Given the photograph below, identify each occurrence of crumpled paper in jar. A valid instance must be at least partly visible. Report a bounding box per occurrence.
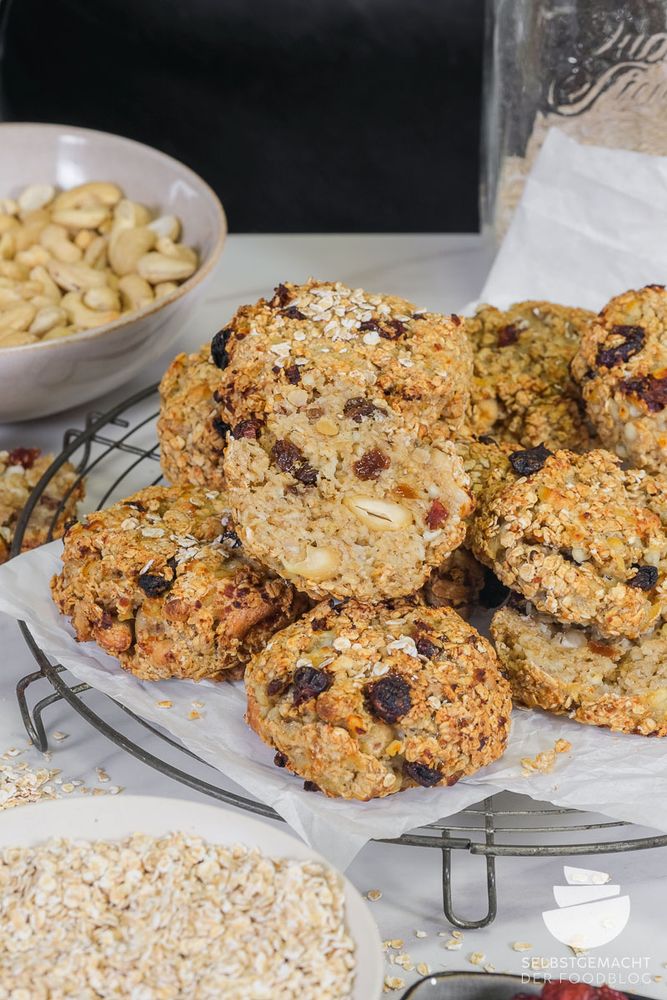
[481,127,667,309]
[2,542,667,870]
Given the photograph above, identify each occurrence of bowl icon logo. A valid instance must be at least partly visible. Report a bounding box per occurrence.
[542,865,630,949]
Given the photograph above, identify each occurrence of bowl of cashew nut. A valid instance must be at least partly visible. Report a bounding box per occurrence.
[0,123,227,421]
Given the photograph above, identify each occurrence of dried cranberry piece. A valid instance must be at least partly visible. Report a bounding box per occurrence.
[211,327,233,369]
[7,447,40,469]
[426,500,448,530]
[541,984,598,1000]
[621,373,667,412]
[451,314,461,326]
[311,616,328,631]
[271,439,318,486]
[596,324,645,368]
[343,397,384,422]
[403,760,443,787]
[358,320,380,333]
[267,677,290,697]
[303,780,320,792]
[221,529,242,549]
[415,635,441,659]
[497,323,519,347]
[379,318,406,340]
[353,448,390,481]
[509,443,552,476]
[272,283,292,307]
[365,673,412,724]
[273,751,288,767]
[283,306,306,320]
[284,364,301,384]
[212,416,230,439]
[477,434,497,445]
[292,666,333,706]
[231,418,262,440]
[627,564,658,590]
[137,572,173,597]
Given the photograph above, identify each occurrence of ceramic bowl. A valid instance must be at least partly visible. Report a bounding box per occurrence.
[0,123,226,421]
[0,795,384,999]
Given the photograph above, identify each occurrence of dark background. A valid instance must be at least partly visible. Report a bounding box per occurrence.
[0,0,484,233]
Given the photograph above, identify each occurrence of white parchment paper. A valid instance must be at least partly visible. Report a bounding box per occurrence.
[2,542,667,870]
[481,128,667,310]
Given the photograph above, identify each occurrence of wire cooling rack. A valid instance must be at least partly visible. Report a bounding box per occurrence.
[12,383,667,929]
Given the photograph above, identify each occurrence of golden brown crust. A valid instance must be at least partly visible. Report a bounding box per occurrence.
[216,280,472,434]
[157,345,226,489]
[572,284,667,473]
[245,601,512,799]
[471,448,667,639]
[465,300,595,451]
[51,485,305,682]
[0,449,83,564]
[492,603,667,736]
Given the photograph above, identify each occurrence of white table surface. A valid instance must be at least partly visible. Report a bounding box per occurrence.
[1,234,666,998]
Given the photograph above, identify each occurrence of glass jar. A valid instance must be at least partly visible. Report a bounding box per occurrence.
[482,0,667,239]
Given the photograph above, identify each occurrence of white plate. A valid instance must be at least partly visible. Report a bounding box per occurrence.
[0,795,383,999]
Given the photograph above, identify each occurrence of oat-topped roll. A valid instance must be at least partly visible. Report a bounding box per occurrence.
[465,300,595,451]
[493,598,667,737]
[572,284,667,473]
[212,279,472,434]
[246,601,511,800]
[223,389,474,601]
[0,447,83,564]
[158,344,228,490]
[51,485,305,682]
[470,446,667,639]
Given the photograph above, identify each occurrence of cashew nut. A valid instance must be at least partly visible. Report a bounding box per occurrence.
[0,261,28,281]
[61,292,119,329]
[148,215,181,240]
[17,184,55,216]
[108,226,156,276]
[29,266,62,303]
[29,305,67,337]
[83,235,108,269]
[42,325,76,340]
[137,251,197,284]
[0,287,22,308]
[155,237,197,266]
[154,281,178,299]
[13,210,50,251]
[282,545,340,581]
[39,224,82,263]
[343,496,413,531]
[0,198,18,216]
[52,181,123,212]
[0,302,36,332]
[112,198,151,234]
[47,259,108,293]
[0,328,38,346]
[51,206,110,231]
[0,233,15,260]
[0,216,18,237]
[118,274,154,311]
[83,286,120,312]
[15,245,51,269]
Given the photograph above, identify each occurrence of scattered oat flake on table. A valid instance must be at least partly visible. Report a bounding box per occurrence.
[187,710,201,720]
[512,942,533,952]
[444,938,463,950]
[417,963,430,976]
[384,976,406,993]
[469,952,485,966]
[95,768,109,783]
[521,739,571,775]
[156,700,173,709]
[366,888,382,901]
[52,731,69,742]
[191,700,205,709]
[415,929,427,938]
